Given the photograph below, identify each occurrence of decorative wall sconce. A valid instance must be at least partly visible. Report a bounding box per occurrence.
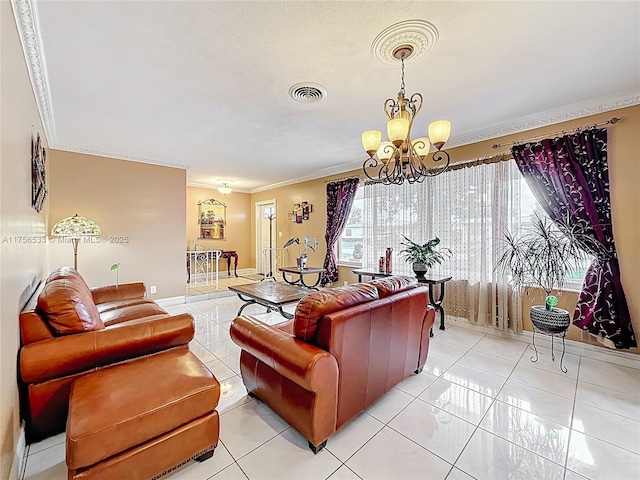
[289,202,312,223]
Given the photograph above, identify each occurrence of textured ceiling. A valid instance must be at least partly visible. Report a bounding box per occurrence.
[20,0,640,191]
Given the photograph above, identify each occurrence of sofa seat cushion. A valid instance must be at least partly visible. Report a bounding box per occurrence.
[37,279,104,335]
[96,298,156,314]
[100,303,167,326]
[294,284,378,342]
[66,349,220,470]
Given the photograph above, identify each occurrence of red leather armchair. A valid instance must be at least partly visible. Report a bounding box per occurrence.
[19,267,195,440]
[230,276,435,452]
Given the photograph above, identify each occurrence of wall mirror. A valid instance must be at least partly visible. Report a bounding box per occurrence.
[198,199,226,239]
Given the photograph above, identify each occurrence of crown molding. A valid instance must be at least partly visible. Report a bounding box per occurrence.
[12,0,57,145]
[187,181,250,193]
[446,90,640,149]
[53,145,190,170]
[249,162,361,194]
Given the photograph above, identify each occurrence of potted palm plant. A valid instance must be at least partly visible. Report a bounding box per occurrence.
[399,235,451,279]
[495,212,589,332]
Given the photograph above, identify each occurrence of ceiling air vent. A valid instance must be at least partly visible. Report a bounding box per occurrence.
[288,82,327,103]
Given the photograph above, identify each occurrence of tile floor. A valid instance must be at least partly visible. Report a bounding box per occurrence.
[186,273,265,296]
[22,297,640,480]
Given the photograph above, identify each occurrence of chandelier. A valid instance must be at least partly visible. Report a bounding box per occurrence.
[217,181,233,195]
[361,45,452,185]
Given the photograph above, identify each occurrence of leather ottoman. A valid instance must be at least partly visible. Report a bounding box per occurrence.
[66,349,220,480]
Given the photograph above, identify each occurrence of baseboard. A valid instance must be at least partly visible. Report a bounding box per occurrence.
[446,316,640,370]
[156,295,186,307]
[8,422,27,480]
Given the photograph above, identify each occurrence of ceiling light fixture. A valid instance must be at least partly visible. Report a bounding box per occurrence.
[362,44,451,185]
[217,182,233,195]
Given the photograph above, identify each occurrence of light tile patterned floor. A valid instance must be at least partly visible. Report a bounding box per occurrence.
[22,297,640,480]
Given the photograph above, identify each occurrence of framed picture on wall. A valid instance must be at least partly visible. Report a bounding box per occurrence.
[198,199,226,239]
[31,133,47,213]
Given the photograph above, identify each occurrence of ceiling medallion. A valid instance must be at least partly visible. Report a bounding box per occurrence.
[371,19,439,66]
[362,23,451,185]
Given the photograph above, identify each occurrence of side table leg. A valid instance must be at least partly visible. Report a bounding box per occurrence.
[428,283,447,331]
[233,253,238,277]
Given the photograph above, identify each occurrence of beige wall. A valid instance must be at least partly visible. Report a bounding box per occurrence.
[186,187,251,272]
[48,151,187,299]
[0,3,50,478]
[251,174,353,275]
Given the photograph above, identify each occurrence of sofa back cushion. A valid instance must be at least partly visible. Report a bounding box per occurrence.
[369,276,417,297]
[293,284,379,342]
[37,271,104,335]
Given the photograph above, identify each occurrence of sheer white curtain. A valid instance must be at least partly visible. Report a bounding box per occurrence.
[363,159,523,332]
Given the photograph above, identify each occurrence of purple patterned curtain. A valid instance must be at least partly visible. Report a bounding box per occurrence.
[320,178,360,286]
[511,128,635,349]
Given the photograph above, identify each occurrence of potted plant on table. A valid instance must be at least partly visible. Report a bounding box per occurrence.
[494,212,589,332]
[399,235,451,279]
[284,235,319,270]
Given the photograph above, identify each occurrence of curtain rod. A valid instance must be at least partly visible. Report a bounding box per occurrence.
[325,174,363,184]
[491,117,619,149]
[362,152,513,186]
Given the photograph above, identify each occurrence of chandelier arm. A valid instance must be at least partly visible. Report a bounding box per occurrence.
[408,92,423,119]
[423,150,451,177]
[383,98,397,121]
[362,157,383,182]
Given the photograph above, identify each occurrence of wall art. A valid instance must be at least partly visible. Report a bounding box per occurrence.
[31,133,47,213]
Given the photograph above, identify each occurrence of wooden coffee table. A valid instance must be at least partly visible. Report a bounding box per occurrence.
[228,282,311,319]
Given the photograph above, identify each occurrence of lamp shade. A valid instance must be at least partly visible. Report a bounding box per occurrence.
[376,142,395,163]
[411,137,431,158]
[361,130,382,155]
[51,214,101,237]
[387,118,410,146]
[217,183,232,195]
[428,120,451,149]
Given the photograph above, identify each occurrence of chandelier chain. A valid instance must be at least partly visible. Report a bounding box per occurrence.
[400,55,406,96]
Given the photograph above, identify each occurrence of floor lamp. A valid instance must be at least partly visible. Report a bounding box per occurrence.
[51,214,102,270]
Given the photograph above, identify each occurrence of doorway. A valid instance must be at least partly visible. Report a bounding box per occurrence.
[255,199,277,276]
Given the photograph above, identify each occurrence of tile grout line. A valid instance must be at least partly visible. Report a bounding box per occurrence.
[562,354,582,479]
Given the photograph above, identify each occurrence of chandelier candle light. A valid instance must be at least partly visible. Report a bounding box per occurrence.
[362,45,452,185]
[51,214,102,270]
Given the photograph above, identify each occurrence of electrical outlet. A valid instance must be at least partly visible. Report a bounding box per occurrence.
[343,281,348,286]
[150,285,157,294]
[278,232,282,238]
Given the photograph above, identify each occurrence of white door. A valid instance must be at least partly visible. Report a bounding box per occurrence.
[255,200,276,275]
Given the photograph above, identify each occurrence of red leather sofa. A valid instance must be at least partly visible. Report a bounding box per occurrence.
[230,276,435,452]
[19,267,195,440]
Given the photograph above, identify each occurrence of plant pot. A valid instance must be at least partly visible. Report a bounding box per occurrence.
[530,305,570,333]
[296,256,308,270]
[412,262,428,279]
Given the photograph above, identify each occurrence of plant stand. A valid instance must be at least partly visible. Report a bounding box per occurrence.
[529,305,571,374]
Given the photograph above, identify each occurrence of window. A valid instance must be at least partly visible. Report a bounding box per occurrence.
[337,185,364,265]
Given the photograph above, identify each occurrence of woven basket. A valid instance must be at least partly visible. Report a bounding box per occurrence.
[530,305,570,333]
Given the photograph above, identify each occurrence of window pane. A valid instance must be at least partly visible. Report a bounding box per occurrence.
[337,186,363,264]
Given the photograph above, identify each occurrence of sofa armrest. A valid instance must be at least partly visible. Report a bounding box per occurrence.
[230,315,338,392]
[20,313,194,384]
[91,283,146,304]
